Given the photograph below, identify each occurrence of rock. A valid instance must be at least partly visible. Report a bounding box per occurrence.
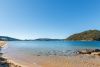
[78,49,94,54]
[0,43,22,67]
[0,57,7,63]
[77,49,100,56]
[0,53,22,67]
[94,49,100,52]
[91,52,100,56]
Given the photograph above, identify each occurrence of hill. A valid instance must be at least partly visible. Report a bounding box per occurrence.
[34,38,63,41]
[0,36,21,41]
[66,30,100,41]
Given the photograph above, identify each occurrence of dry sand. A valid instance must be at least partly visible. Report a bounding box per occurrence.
[4,55,100,67]
[33,55,100,67]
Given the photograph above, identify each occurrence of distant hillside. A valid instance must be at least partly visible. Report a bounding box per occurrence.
[66,30,100,41]
[34,38,63,41]
[0,36,21,41]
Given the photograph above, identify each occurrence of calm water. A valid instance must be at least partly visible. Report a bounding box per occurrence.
[1,41,100,66]
[2,41,100,56]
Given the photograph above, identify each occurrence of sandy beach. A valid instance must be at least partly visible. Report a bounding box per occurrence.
[0,41,23,67]
[32,55,100,67]
[3,54,100,67]
[2,41,100,67]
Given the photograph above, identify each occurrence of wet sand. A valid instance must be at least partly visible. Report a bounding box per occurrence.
[0,41,6,47]
[0,41,22,67]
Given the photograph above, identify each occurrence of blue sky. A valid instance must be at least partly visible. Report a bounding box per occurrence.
[0,0,100,39]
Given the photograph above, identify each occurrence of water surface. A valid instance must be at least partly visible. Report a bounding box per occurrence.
[3,41,100,55]
[2,41,100,67]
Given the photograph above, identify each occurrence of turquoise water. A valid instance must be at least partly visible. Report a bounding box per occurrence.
[2,41,100,56]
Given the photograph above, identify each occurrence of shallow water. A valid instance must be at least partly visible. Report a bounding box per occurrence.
[2,41,100,55]
[2,41,100,67]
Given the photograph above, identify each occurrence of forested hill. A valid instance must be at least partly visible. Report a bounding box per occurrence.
[66,30,100,41]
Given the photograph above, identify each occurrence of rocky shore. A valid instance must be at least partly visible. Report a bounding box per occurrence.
[77,49,100,56]
[0,41,22,67]
[0,57,22,67]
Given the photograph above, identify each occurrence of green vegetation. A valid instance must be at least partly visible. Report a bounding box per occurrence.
[66,30,100,41]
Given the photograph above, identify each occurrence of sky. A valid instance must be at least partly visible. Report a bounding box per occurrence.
[0,0,100,39]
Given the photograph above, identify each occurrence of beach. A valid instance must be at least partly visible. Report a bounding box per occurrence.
[3,49,100,67]
[0,41,23,67]
[2,41,100,67]
[37,55,100,67]
[4,54,100,67]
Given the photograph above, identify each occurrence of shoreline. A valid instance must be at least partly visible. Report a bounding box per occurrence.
[0,41,23,67]
[3,49,100,67]
[6,58,26,67]
[1,41,100,67]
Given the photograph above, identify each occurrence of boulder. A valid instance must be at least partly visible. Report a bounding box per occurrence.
[94,49,100,52]
[78,49,94,54]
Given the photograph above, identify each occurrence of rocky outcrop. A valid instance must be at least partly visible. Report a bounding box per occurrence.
[78,49,100,56]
